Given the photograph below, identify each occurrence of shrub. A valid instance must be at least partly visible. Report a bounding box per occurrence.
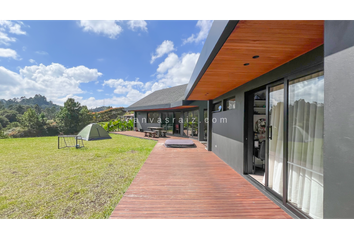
[5,127,35,138]
[9,122,21,128]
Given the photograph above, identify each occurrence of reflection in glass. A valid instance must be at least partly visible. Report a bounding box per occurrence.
[287,71,324,219]
[204,110,207,141]
[167,112,173,134]
[268,84,284,196]
[193,110,198,137]
[188,111,193,137]
[183,112,188,137]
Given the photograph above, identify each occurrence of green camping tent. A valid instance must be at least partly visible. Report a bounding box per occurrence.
[78,123,112,141]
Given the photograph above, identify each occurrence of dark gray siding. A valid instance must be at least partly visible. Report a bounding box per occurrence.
[323,21,354,219]
[210,46,324,176]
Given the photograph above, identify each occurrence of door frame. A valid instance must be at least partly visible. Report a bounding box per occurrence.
[264,79,286,201]
[243,72,321,219]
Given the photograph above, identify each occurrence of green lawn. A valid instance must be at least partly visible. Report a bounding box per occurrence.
[0,134,156,219]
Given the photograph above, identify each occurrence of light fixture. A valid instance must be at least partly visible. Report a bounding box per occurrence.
[244,63,249,66]
[252,55,259,59]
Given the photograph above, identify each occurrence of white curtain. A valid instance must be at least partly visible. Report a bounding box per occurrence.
[287,72,324,219]
[268,99,284,196]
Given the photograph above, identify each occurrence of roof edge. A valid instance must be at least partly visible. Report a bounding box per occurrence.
[125,103,171,112]
[184,20,239,100]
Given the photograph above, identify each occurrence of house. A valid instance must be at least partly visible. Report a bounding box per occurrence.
[183,20,354,219]
[126,20,354,219]
[125,84,207,141]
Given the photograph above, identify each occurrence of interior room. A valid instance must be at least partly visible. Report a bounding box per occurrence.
[249,89,266,185]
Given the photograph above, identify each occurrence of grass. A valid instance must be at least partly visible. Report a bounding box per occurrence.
[0,134,156,219]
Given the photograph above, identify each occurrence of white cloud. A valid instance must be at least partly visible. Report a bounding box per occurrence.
[151,52,200,92]
[103,78,144,94]
[150,40,175,64]
[79,20,123,39]
[156,53,179,73]
[0,48,19,59]
[22,46,26,51]
[182,20,213,45]
[66,87,152,108]
[8,23,26,35]
[127,20,148,32]
[29,59,37,64]
[0,20,26,46]
[0,20,26,35]
[0,31,16,46]
[0,63,102,106]
[97,89,103,92]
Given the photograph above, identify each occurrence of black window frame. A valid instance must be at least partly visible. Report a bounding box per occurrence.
[224,96,236,111]
[213,101,222,112]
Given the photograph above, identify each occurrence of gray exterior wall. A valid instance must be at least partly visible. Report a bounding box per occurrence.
[323,21,354,219]
[210,46,324,176]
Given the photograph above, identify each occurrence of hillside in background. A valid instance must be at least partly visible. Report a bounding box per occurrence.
[89,106,112,113]
[91,107,126,122]
[0,94,61,110]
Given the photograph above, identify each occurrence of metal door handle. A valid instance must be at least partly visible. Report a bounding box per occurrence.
[269,126,272,140]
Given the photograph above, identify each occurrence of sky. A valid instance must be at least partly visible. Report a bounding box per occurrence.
[0,20,213,108]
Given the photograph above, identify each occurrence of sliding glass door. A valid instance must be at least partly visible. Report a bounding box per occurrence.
[183,109,199,138]
[161,112,173,134]
[267,83,284,196]
[287,71,324,219]
[263,71,324,218]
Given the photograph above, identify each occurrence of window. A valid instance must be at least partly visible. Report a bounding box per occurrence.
[287,71,324,219]
[224,97,236,110]
[147,112,160,123]
[213,101,222,112]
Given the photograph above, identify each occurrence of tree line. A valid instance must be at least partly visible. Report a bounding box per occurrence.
[0,98,93,139]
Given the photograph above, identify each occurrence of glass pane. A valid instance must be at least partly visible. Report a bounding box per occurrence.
[213,102,222,112]
[174,112,181,134]
[226,97,236,110]
[268,83,284,196]
[148,112,160,123]
[204,110,207,140]
[188,111,193,137]
[193,110,198,138]
[287,71,324,219]
[183,112,188,136]
[167,112,173,134]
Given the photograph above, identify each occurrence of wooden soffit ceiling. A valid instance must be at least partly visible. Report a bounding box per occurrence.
[188,20,324,100]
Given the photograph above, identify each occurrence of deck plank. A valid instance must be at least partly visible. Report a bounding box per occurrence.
[110,131,291,219]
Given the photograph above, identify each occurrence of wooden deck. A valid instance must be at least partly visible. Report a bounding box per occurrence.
[110,131,291,219]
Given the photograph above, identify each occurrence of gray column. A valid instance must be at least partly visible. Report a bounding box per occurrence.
[324,20,354,219]
[198,107,204,141]
[207,100,213,151]
[180,111,184,137]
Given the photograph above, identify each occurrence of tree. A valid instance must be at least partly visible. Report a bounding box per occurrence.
[21,108,41,131]
[34,104,41,114]
[1,109,19,123]
[79,106,92,129]
[56,98,83,134]
[0,116,10,128]
[14,104,25,114]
